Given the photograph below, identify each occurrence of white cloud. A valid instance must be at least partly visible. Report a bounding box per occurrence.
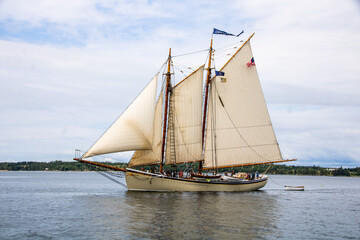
[270,104,360,167]
[0,0,359,167]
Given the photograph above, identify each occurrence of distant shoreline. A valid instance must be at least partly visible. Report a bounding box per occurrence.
[0,170,359,177]
[0,161,359,177]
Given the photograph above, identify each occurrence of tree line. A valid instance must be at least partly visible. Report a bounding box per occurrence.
[0,161,127,172]
[0,161,359,176]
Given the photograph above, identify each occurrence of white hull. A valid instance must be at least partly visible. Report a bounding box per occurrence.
[125,169,268,192]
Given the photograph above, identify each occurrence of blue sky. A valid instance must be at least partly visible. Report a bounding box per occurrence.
[0,0,359,167]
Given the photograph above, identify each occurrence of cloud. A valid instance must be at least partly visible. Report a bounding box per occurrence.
[0,0,359,167]
[270,104,360,167]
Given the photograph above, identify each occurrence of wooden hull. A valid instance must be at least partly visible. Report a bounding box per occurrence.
[125,168,268,192]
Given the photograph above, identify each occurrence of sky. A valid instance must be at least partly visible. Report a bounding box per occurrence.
[0,0,359,167]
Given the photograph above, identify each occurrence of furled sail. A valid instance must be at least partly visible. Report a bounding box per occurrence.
[128,88,164,167]
[82,75,158,159]
[203,40,282,169]
[165,66,204,165]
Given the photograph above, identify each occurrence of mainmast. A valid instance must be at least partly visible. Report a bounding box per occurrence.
[160,48,172,173]
[199,38,214,173]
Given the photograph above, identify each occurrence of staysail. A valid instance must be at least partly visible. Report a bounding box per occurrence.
[128,88,164,167]
[82,75,158,159]
[203,37,283,169]
[165,66,204,165]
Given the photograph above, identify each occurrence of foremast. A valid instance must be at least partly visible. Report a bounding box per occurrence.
[160,48,172,173]
[199,38,214,174]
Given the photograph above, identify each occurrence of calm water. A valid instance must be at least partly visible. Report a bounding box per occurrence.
[0,172,359,240]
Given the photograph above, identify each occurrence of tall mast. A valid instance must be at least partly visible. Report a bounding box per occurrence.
[160,48,172,173]
[199,38,213,173]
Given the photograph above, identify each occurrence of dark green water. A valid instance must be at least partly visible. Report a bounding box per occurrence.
[0,172,359,239]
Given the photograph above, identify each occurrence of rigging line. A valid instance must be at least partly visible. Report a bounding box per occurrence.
[77,149,125,163]
[213,87,270,161]
[213,82,218,171]
[215,40,244,52]
[173,65,188,78]
[209,143,281,151]
[172,48,209,58]
[268,175,284,187]
[214,124,272,130]
[97,172,128,188]
[174,62,201,69]
[214,51,238,58]
[167,92,177,164]
[215,46,241,55]
[173,63,202,76]
[172,40,241,59]
[215,48,239,54]
[263,164,272,175]
[209,83,217,170]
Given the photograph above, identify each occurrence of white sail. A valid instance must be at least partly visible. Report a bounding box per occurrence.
[203,40,282,169]
[128,88,164,167]
[82,75,158,159]
[165,66,204,164]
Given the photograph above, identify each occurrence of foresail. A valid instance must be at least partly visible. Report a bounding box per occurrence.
[82,75,158,159]
[203,39,282,169]
[128,88,164,167]
[165,66,204,164]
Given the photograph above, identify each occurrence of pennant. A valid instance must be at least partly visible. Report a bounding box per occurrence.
[215,70,225,76]
[213,28,244,37]
[246,57,256,67]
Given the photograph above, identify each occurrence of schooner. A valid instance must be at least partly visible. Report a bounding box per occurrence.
[74,29,295,191]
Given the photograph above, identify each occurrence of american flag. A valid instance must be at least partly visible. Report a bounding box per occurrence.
[247,57,256,67]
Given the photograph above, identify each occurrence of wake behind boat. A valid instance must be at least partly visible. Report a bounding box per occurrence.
[74,28,295,191]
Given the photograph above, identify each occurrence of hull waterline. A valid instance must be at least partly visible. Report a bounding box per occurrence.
[125,168,267,192]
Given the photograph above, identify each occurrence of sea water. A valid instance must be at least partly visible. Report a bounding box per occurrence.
[0,171,359,239]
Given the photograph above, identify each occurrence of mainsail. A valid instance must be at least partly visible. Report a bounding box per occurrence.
[165,65,204,165]
[82,75,158,159]
[203,38,283,169]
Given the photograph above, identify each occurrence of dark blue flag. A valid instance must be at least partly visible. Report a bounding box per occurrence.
[213,28,244,37]
[215,70,225,76]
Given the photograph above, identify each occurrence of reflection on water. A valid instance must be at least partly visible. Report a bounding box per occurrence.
[1,172,359,240]
[84,191,280,239]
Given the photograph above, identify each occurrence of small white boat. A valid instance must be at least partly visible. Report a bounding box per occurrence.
[285,186,304,191]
